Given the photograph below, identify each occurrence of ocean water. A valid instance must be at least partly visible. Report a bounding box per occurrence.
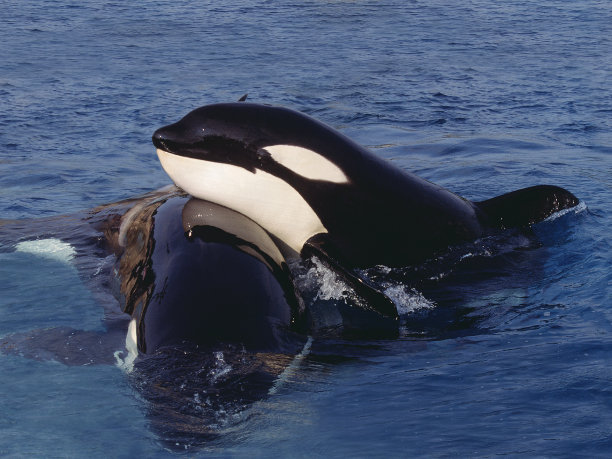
[1,0,611,457]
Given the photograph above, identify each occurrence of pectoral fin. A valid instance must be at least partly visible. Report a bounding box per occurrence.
[302,236,399,320]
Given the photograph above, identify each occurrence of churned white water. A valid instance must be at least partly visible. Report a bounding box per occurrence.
[15,238,76,264]
[544,201,588,222]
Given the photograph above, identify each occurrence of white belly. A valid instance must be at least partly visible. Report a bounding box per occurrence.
[156,149,327,253]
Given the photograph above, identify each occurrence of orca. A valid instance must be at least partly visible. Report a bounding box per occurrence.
[152,102,579,317]
[1,189,313,446]
[111,192,305,356]
[1,188,306,358]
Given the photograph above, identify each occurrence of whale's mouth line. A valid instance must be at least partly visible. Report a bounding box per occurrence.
[155,147,172,157]
[152,135,182,157]
[153,133,265,174]
[152,130,169,152]
[153,139,205,161]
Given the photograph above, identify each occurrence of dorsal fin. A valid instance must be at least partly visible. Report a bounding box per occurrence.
[475,185,579,229]
[238,94,248,102]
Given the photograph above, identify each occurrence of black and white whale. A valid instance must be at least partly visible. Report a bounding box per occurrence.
[1,188,314,446]
[113,191,307,356]
[152,102,580,317]
[1,187,306,359]
[0,101,581,447]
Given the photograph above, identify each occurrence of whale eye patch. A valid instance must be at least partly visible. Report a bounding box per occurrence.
[263,145,349,184]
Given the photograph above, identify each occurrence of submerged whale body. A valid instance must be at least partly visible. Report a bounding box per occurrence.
[1,188,311,447]
[109,192,305,355]
[152,102,579,316]
[1,188,306,356]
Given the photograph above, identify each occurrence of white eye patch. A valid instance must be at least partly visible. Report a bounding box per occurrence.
[264,145,349,184]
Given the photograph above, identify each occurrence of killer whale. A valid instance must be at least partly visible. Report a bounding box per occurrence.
[1,188,306,358]
[1,188,315,445]
[152,102,579,316]
[112,192,306,355]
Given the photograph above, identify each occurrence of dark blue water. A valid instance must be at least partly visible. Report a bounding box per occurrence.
[1,1,611,456]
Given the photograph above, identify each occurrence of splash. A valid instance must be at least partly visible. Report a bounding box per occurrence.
[544,200,587,222]
[293,256,350,302]
[207,351,233,384]
[295,257,437,318]
[383,285,436,315]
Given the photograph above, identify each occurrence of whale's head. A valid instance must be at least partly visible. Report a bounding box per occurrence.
[153,103,274,173]
[152,103,351,253]
[153,102,351,176]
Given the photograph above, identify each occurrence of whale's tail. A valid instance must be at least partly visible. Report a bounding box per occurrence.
[475,185,580,230]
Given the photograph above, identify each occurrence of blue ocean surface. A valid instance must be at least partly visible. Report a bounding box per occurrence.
[1,0,611,456]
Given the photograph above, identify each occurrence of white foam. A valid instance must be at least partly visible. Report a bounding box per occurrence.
[544,200,587,222]
[269,336,314,395]
[311,265,348,302]
[208,351,232,383]
[15,238,76,263]
[384,285,436,315]
[293,256,349,302]
[297,257,437,317]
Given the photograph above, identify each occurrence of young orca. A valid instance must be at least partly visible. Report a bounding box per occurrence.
[152,103,579,316]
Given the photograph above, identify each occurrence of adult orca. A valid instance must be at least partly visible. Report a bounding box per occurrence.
[114,192,307,356]
[1,188,313,447]
[152,102,579,317]
[1,188,306,359]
